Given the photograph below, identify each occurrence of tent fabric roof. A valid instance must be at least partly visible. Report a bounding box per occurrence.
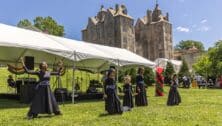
[0,23,155,70]
[87,42,155,66]
[155,58,182,73]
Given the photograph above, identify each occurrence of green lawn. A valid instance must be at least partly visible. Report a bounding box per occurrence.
[0,87,222,126]
[0,67,101,93]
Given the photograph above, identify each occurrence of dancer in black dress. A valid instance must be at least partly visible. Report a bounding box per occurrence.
[104,69,123,114]
[135,67,148,106]
[123,75,134,111]
[167,74,181,106]
[21,59,62,119]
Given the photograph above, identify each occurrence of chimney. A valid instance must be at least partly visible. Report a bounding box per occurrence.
[147,10,152,24]
[115,4,120,13]
[166,12,169,21]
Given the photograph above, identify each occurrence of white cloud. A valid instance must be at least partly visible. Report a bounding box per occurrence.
[176,26,190,33]
[197,26,210,32]
[200,19,207,24]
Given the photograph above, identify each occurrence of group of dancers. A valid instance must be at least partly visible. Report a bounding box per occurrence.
[103,67,181,115]
[20,58,181,119]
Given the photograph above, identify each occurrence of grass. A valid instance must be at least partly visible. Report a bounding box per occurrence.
[0,67,101,93]
[0,87,222,126]
[1,67,222,125]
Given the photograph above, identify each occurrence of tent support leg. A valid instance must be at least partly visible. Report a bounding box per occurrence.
[116,59,120,93]
[72,51,77,104]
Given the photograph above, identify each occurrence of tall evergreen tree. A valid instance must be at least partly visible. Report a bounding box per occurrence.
[178,59,190,80]
[144,67,155,86]
[164,61,175,85]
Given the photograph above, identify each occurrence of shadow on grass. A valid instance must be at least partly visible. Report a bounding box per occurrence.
[0,99,29,110]
[0,98,104,110]
[23,115,56,120]
[99,113,123,117]
[37,115,55,119]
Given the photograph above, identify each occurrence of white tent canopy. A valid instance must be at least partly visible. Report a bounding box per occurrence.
[0,23,74,66]
[155,58,182,73]
[0,23,155,70]
[47,35,155,71]
[87,42,155,67]
[0,23,156,104]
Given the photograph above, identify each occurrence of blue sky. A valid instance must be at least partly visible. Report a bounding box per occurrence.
[0,0,221,49]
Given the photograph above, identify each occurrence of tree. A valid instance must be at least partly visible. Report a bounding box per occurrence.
[129,68,137,84]
[175,40,205,51]
[17,16,64,36]
[208,40,222,77]
[144,67,155,86]
[192,40,222,80]
[164,61,175,85]
[118,67,137,84]
[118,67,154,86]
[17,19,32,28]
[178,59,190,80]
[192,55,212,77]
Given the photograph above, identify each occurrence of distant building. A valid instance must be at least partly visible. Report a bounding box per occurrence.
[135,3,173,61]
[174,45,204,71]
[82,3,173,61]
[82,4,136,52]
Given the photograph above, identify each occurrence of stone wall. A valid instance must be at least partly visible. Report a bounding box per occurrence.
[82,4,136,52]
[82,4,173,61]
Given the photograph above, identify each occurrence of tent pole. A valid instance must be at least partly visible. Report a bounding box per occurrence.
[97,69,100,81]
[117,59,120,82]
[116,59,120,93]
[72,51,77,104]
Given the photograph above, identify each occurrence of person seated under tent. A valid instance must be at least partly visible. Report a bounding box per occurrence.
[207,79,214,88]
[199,79,207,89]
[74,83,80,92]
[7,75,16,88]
[86,83,98,94]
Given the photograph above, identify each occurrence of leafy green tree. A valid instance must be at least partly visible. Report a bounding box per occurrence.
[175,40,205,51]
[192,55,212,77]
[144,67,155,86]
[164,61,175,85]
[33,16,64,36]
[129,68,137,84]
[178,59,190,80]
[17,19,32,28]
[17,16,64,36]
[118,67,154,86]
[208,40,222,77]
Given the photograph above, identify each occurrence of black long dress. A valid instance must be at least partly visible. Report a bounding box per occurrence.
[104,77,123,114]
[167,79,181,106]
[135,75,148,106]
[123,83,134,108]
[24,67,61,116]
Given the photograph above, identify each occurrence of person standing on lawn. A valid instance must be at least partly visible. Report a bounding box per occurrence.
[21,58,62,119]
[104,68,123,114]
[167,74,181,106]
[123,75,134,111]
[135,67,148,106]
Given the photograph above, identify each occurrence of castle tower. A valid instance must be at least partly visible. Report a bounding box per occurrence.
[135,3,173,61]
[82,4,136,52]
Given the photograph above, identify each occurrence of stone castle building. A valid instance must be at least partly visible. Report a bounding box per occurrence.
[135,4,173,61]
[82,5,136,52]
[82,4,173,61]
